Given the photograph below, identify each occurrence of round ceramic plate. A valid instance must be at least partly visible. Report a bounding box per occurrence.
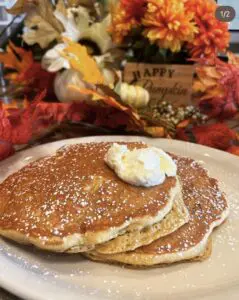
[0,136,239,300]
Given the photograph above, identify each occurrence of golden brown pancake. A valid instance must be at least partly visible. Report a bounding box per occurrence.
[84,238,213,268]
[0,142,178,252]
[94,185,189,254]
[85,156,229,266]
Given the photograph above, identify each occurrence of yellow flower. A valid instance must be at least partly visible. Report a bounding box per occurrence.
[143,0,198,52]
[185,0,230,58]
[109,5,137,44]
[110,0,147,44]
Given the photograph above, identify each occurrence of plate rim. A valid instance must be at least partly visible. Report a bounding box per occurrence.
[0,136,238,169]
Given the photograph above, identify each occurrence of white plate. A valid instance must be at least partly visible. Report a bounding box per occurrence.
[0,136,239,300]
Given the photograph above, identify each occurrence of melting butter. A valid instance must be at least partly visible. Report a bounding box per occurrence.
[105,143,177,187]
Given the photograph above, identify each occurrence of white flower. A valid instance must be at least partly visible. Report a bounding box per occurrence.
[54,6,112,54]
[42,5,114,74]
[41,44,70,73]
[42,14,113,73]
[54,6,90,42]
[80,15,112,54]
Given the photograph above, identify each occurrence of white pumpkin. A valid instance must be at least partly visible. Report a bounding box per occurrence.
[54,69,93,103]
[115,82,150,109]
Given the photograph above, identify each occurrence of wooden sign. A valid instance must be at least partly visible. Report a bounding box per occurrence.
[123,63,194,107]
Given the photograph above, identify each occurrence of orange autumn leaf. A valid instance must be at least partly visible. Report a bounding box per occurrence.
[2,100,20,111]
[177,123,237,150]
[2,98,29,111]
[228,52,239,66]
[193,65,222,93]
[62,39,105,85]
[177,119,190,128]
[227,145,239,156]
[70,85,139,116]
[199,87,225,101]
[0,90,86,147]
[195,54,239,120]
[144,126,165,137]
[0,41,33,73]
[193,63,227,104]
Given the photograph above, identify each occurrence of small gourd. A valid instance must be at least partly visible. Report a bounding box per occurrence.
[116,82,150,109]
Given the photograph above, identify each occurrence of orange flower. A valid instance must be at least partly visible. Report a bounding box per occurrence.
[121,0,147,22]
[185,0,230,58]
[110,0,147,44]
[142,0,197,52]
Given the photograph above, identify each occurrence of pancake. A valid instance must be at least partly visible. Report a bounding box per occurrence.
[84,238,213,268]
[94,185,189,254]
[85,156,229,266]
[0,142,178,253]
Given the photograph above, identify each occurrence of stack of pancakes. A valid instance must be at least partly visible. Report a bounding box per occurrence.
[0,142,229,268]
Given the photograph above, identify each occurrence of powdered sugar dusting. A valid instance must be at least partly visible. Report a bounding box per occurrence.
[0,142,175,251]
[0,137,238,300]
[140,156,229,255]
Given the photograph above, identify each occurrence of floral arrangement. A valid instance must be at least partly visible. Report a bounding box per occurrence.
[110,0,230,62]
[0,0,238,161]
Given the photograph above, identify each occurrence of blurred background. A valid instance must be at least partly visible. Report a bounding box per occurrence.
[0,0,238,104]
[0,1,24,103]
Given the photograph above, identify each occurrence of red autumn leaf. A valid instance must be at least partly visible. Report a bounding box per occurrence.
[0,140,15,161]
[67,102,90,122]
[30,99,87,134]
[194,123,237,150]
[0,41,33,73]
[32,89,47,104]
[93,107,132,129]
[177,123,237,150]
[176,126,194,143]
[17,62,57,99]
[0,110,13,142]
[195,54,239,121]
[69,85,145,132]
[199,97,224,118]
[235,76,239,105]
[33,102,71,123]
[0,107,32,145]
[222,100,238,119]
[10,110,33,144]
[0,42,56,100]
[227,145,239,156]
[0,89,76,145]
[199,96,238,120]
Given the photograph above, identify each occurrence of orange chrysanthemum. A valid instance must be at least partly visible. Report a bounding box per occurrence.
[121,0,147,22]
[185,0,230,58]
[142,0,198,52]
[110,0,147,44]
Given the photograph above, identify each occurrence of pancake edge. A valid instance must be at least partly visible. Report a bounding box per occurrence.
[85,206,229,266]
[0,180,180,253]
[94,186,189,254]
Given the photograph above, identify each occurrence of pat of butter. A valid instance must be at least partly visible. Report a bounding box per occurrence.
[105,143,177,187]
